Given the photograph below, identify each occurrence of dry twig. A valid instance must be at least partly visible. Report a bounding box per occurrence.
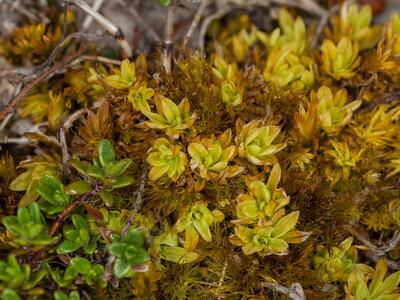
[8,0,42,22]
[271,0,326,16]
[71,54,122,66]
[48,185,101,236]
[162,0,178,74]
[102,170,147,285]
[0,48,86,122]
[63,101,102,131]
[198,4,231,53]
[364,250,400,270]
[29,184,101,266]
[59,127,70,176]
[183,0,209,49]
[359,91,400,113]
[260,282,307,300]
[344,224,400,257]
[121,170,147,237]
[66,0,133,57]
[0,32,103,78]
[82,0,105,30]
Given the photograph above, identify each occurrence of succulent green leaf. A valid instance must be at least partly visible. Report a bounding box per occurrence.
[98,140,115,168]
[105,158,132,177]
[371,271,400,297]
[159,0,171,6]
[272,211,300,238]
[114,259,133,278]
[71,214,88,230]
[110,176,134,189]
[54,291,80,300]
[70,257,92,275]
[109,242,125,257]
[65,181,91,195]
[36,175,69,205]
[86,165,105,180]
[193,219,212,242]
[56,240,81,254]
[1,289,21,300]
[99,190,114,207]
[161,246,199,264]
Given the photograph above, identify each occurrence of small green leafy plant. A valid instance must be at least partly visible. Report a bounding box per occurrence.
[108,228,150,278]
[0,255,47,300]
[345,258,400,300]
[56,214,97,254]
[2,202,54,246]
[48,256,105,288]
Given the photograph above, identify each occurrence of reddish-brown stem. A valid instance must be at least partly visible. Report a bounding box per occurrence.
[0,48,86,122]
[29,185,100,267]
[48,186,101,236]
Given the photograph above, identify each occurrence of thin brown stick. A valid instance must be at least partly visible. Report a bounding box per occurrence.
[199,5,231,53]
[29,185,101,267]
[183,0,209,49]
[121,171,147,237]
[344,224,400,257]
[59,127,70,173]
[63,101,102,130]
[103,169,147,284]
[0,83,22,134]
[359,91,400,113]
[271,0,326,16]
[0,4,68,78]
[162,0,178,74]
[0,33,104,78]
[380,231,400,253]
[48,186,101,236]
[0,48,86,122]
[62,109,87,131]
[72,55,122,66]
[245,0,326,16]
[344,224,384,256]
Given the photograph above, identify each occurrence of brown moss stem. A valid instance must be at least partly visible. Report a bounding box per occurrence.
[121,170,147,238]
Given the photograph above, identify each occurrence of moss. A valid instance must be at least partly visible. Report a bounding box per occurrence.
[1,2,400,299]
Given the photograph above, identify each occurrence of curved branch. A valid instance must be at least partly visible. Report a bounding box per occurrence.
[0,48,86,122]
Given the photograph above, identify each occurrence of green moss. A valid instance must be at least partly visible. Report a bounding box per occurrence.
[1,2,400,299]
